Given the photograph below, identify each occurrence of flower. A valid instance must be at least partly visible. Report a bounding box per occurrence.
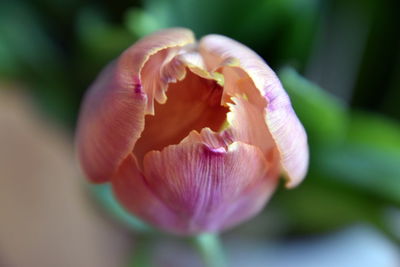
[76,28,308,235]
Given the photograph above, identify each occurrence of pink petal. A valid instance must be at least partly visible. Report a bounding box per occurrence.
[226,96,276,160]
[142,138,279,234]
[111,155,184,232]
[126,28,195,114]
[199,35,309,188]
[76,62,147,183]
[133,70,228,166]
[182,128,233,149]
[76,28,195,183]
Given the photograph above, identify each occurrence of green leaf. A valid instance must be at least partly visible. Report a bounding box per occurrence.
[279,67,349,145]
[0,1,64,78]
[316,143,400,205]
[314,111,400,204]
[76,7,136,68]
[275,179,382,233]
[347,111,400,154]
[125,8,163,38]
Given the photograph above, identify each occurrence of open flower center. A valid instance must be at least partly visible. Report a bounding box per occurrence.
[133,69,229,165]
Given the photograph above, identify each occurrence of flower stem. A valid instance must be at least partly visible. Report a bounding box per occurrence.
[193,233,226,267]
[129,234,154,267]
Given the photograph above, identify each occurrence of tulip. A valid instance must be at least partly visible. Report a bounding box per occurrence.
[76,28,308,235]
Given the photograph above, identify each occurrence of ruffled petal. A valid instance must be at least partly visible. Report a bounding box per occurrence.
[133,70,228,165]
[182,128,233,149]
[76,28,195,183]
[142,139,279,234]
[226,96,276,160]
[121,28,195,114]
[176,50,225,85]
[199,35,309,187]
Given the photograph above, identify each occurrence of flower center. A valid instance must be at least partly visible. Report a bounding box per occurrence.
[133,69,229,165]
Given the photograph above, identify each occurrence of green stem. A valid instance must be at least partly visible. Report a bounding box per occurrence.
[193,233,226,267]
[129,234,154,267]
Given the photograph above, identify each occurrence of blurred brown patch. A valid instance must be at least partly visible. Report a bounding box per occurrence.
[0,85,131,267]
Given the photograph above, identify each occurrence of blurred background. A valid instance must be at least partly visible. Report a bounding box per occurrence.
[0,0,399,266]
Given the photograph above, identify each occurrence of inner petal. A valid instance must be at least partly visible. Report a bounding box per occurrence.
[199,44,278,161]
[133,69,229,165]
[140,47,186,114]
[220,65,276,158]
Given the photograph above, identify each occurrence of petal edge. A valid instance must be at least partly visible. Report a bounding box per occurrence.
[143,140,279,234]
[199,35,309,187]
[76,28,195,183]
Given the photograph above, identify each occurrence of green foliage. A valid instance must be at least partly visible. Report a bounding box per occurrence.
[1,0,399,253]
[278,68,400,236]
[279,67,349,146]
[317,144,400,204]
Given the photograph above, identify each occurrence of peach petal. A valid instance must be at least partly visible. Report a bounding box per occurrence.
[124,28,195,114]
[199,35,309,187]
[133,70,228,166]
[226,96,275,157]
[76,62,147,183]
[142,140,279,234]
[176,51,224,84]
[76,28,195,183]
[182,128,233,149]
[111,155,183,233]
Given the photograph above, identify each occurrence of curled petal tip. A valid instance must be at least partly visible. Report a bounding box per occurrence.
[199,34,309,187]
[76,28,196,183]
[264,82,309,187]
[77,28,308,235]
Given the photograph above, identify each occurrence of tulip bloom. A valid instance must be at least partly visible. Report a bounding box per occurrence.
[76,28,308,235]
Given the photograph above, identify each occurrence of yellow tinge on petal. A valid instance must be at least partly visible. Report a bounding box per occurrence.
[77,28,309,235]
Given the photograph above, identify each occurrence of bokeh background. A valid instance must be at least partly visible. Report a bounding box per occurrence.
[1,0,399,266]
